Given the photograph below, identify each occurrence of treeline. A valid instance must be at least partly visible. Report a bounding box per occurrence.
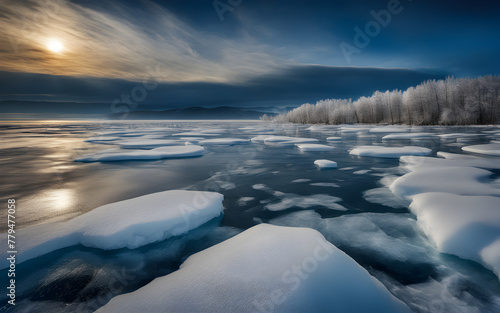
[268,75,500,125]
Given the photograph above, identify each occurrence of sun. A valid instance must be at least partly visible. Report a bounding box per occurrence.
[46,39,64,53]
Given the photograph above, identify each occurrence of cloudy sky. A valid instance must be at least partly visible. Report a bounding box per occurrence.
[0,0,499,113]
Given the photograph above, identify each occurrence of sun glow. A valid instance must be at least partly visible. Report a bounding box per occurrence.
[46,39,64,53]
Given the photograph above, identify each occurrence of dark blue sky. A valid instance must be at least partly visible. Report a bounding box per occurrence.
[0,0,498,113]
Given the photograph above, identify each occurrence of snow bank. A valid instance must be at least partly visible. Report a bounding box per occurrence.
[350,146,431,158]
[0,190,224,268]
[410,192,500,274]
[314,159,338,169]
[199,138,250,145]
[295,143,334,152]
[382,133,437,140]
[75,145,205,162]
[462,143,500,156]
[97,224,410,313]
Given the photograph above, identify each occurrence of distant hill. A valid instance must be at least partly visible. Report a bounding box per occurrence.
[108,106,277,120]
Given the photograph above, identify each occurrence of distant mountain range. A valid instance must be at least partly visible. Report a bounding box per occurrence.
[0,100,294,120]
[107,106,281,120]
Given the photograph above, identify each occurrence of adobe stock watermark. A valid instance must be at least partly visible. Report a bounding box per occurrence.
[252,236,335,313]
[340,0,411,63]
[213,0,243,22]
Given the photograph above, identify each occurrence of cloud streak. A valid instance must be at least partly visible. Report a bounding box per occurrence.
[0,0,286,82]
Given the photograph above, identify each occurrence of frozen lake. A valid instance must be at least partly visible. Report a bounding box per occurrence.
[1,120,500,312]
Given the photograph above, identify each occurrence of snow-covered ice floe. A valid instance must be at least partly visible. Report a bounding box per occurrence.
[462,143,500,156]
[382,133,437,140]
[326,136,342,141]
[0,190,223,268]
[295,143,334,152]
[410,192,500,279]
[261,136,319,145]
[369,126,410,133]
[390,166,500,200]
[399,152,500,171]
[96,224,410,313]
[199,138,250,145]
[350,146,431,158]
[119,139,187,149]
[390,152,500,281]
[314,159,338,169]
[75,145,205,162]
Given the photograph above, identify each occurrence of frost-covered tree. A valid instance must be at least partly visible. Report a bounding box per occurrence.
[273,75,500,125]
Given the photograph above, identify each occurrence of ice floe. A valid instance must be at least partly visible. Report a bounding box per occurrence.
[326,136,342,141]
[462,143,500,156]
[119,139,186,149]
[199,138,250,145]
[314,159,338,169]
[390,166,500,200]
[75,145,205,162]
[369,126,410,133]
[296,143,334,151]
[410,192,500,277]
[0,190,223,268]
[382,133,437,140]
[399,152,500,170]
[350,146,432,158]
[263,136,319,145]
[97,224,410,313]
